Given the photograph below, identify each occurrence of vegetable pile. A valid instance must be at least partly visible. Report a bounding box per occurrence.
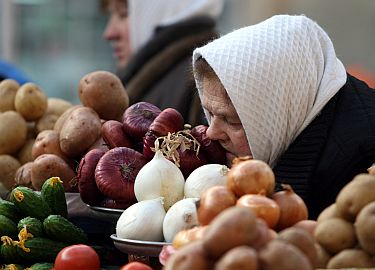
[161,163,375,269]
[313,169,375,268]
[0,79,75,192]
[76,97,226,209]
[0,177,89,269]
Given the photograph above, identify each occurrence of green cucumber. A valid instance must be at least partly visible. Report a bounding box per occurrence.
[0,198,22,221]
[10,187,52,221]
[0,214,18,239]
[17,237,68,263]
[1,236,23,264]
[43,215,88,244]
[17,217,44,238]
[26,262,54,270]
[41,177,68,218]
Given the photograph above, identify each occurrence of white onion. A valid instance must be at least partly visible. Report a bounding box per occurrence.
[116,197,166,241]
[134,150,185,211]
[184,164,229,198]
[163,198,199,243]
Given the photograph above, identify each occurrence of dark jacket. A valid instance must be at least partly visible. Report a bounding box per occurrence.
[273,74,375,220]
[119,16,218,126]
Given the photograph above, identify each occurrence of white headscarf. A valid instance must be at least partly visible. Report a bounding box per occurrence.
[193,15,347,167]
[128,0,224,53]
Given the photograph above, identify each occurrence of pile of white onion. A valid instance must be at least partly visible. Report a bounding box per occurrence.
[116,151,229,242]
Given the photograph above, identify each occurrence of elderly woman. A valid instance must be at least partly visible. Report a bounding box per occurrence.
[193,14,375,219]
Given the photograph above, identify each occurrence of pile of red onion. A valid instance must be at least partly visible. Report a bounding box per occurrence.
[76,101,227,208]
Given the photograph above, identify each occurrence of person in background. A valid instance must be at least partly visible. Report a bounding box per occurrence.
[102,0,224,126]
[192,14,375,219]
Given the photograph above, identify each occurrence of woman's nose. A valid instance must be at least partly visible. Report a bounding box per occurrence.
[103,17,118,40]
[206,117,227,141]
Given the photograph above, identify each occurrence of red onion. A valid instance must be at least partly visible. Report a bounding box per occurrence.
[77,149,106,206]
[179,149,208,178]
[149,108,184,137]
[99,197,133,209]
[191,125,226,164]
[142,130,158,160]
[95,147,148,202]
[102,120,133,149]
[122,102,161,142]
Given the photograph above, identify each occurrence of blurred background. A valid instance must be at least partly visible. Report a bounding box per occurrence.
[1,0,375,104]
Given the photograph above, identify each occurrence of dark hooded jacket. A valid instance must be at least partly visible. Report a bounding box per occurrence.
[273,74,375,219]
[119,16,218,126]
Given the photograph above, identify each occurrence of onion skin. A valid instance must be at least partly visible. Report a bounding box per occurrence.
[172,226,208,249]
[237,194,280,229]
[178,149,208,179]
[190,125,226,164]
[101,120,133,149]
[149,108,184,137]
[95,147,148,202]
[227,157,275,197]
[77,149,106,205]
[122,101,161,142]
[272,184,308,231]
[142,130,158,160]
[197,186,237,226]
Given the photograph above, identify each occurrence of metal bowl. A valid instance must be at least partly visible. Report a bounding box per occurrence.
[111,234,171,257]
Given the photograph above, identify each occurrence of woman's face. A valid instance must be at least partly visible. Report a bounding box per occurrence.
[201,77,252,166]
[103,0,132,68]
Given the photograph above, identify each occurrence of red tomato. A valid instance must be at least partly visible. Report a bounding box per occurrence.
[54,244,100,270]
[120,262,153,270]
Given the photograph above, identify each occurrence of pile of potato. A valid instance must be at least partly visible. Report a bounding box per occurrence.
[0,70,130,194]
[0,79,73,193]
[314,171,375,268]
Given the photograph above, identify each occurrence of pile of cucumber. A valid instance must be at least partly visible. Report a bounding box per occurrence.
[0,177,88,270]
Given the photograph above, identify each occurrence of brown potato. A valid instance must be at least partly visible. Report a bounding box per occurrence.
[214,246,258,270]
[336,173,375,221]
[26,121,37,139]
[327,249,375,268]
[17,138,35,164]
[258,239,313,270]
[31,154,76,191]
[0,155,21,190]
[202,206,257,259]
[46,98,73,116]
[163,240,213,270]
[316,203,342,223]
[32,130,67,161]
[14,82,47,121]
[35,114,59,133]
[59,106,102,157]
[0,111,27,155]
[78,70,129,120]
[277,227,318,268]
[354,201,375,255]
[314,217,357,254]
[14,161,34,188]
[314,243,330,269]
[53,104,82,133]
[0,79,19,112]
